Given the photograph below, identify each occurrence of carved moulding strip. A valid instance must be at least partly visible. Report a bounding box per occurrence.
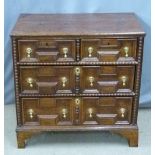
[76,39,80,61]
[132,37,144,124]
[12,37,22,126]
[17,61,138,66]
[19,92,135,97]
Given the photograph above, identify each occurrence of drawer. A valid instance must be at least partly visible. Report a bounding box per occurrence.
[18,39,76,62]
[19,66,75,94]
[80,66,135,93]
[19,65,135,94]
[22,98,74,125]
[81,97,132,125]
[21,97,132,126]
[81,38,137,62]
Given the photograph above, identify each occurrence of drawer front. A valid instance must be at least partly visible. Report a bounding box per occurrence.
[21,97,132,126]
[82,97,132,125]
[81,38,137,62]
[18,39,76,62]
[80,66,135,93]
[20,66,75,94]
[19,65,135,94]
[22,98,74,125]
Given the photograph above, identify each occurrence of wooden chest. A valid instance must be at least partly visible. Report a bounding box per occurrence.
[11,13,145,148]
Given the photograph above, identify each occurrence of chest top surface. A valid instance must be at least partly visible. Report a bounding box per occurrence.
[11,13,145,36]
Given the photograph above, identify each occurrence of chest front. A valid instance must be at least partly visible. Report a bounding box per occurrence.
[11,13,145,148]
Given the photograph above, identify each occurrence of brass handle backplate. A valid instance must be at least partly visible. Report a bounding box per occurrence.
[89,76,95,87]
[88,108,93,118]
[75,67,80,76]
[26,47,32,58]
[119,108,126,118]
[62,47,69,58]
[124,46,129,57]
[27,109,34,119]
[88,47,93,57]
[61,77,67,87]
[62,108,68,118]
[121,76,127,86]
[26,77,34,87]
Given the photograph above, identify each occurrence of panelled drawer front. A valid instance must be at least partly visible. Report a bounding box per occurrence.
[82,97,132,125]
[19,65,135,94]
[20,66,75,94]
[80,66,135,93]
[22,98,74,126]
[81,38,137,62]
[18,39,76,62]
[21,97,132,126]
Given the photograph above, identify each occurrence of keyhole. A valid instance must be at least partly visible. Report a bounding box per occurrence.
[108,42,110,45]
[46,43,48,46]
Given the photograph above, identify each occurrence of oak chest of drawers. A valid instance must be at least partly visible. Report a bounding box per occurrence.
[11,13,145,148]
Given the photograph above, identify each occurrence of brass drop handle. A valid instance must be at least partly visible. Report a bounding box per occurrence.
[75,67,80,76]
[61,77,67,87]
[89,76,95,87]
[27,109,34,119]
[88,108,93,118]
[26,47,32,58]
[62,108,68,118]
[62,47,69,58]
[26,77,34,87]
[124,46,129,57]
[88,47,93,57]
[119,108,126,118]
[121,76,127,86]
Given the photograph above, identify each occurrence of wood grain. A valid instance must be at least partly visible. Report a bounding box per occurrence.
[11,13,145,36]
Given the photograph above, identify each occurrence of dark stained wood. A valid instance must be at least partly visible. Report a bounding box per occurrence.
[18,39,76,62]
[81,97,132,125]
[20,66,75,94]
[19,65,135,95]
[81,38,137,62]
[16,125,138,148]
[11,13,145,36]
[21,97,132,126]
[80,66,135,94]
[11,13,145,148]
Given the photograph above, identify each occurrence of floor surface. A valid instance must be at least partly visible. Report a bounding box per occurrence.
[4,104,151,155]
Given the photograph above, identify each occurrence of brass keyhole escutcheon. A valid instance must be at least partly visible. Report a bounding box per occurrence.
[75,98,80,105]
[75,67,80,76]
